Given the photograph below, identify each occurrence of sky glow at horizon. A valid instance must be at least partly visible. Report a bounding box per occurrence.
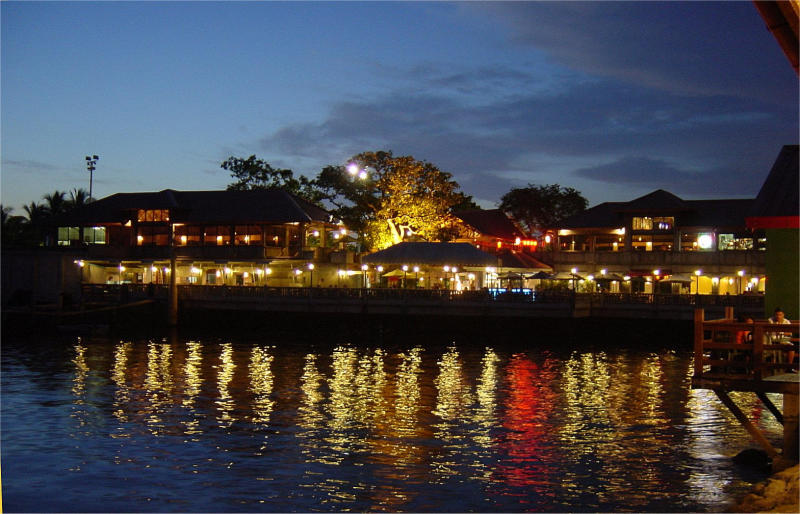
[1,1,797,214]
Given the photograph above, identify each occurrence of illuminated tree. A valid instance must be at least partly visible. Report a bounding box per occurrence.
[499,184,588,235]
[311,151,474,249]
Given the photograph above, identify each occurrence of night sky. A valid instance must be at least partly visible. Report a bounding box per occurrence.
[2,1,797,213]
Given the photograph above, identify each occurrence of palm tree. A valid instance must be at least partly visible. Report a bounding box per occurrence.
[42,190,68,217]
[67,188,91,210]
[23,201,47,224]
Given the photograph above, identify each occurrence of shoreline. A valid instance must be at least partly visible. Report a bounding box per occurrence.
[730,464,799,513]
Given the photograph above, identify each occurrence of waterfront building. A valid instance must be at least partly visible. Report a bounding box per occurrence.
[542,189,766,295]
[51,189,349,287]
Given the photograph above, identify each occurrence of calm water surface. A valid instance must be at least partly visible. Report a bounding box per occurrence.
[1,333,783,512]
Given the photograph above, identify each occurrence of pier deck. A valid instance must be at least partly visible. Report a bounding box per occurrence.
[691,308,799,470]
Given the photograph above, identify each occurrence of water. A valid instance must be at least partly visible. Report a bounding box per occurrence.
[1,333,784,512]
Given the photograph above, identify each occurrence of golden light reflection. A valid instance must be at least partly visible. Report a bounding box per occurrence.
[431,346,474,481]
[216,343,236,427]
[468,347,501,483]
[112,341,132,425]
[250,346,274,424]
[433,346,473,422]
[144,341,173,434]
[182,341,203,437]
[298,353,325,430]
[393,347,424,436]
[71,341,88,402]
[328,346,359,432]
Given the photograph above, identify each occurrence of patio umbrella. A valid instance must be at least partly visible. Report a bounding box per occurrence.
[530,271,553,279]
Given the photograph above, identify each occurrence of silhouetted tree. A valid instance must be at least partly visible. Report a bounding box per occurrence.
[499,184,587,236]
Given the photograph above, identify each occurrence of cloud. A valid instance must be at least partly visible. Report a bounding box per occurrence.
[1,159,62,172]
[574,156,766,198]
[469,2,797,105]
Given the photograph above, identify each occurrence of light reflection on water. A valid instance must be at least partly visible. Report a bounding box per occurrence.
[1,338,785,512]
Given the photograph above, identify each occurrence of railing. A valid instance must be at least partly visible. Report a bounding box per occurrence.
[693,308,799,381]
[81,284,765,311]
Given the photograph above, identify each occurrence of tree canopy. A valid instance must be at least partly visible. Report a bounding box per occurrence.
[310,151,475,249]
[499,184,588,236]
[222,155,319,200]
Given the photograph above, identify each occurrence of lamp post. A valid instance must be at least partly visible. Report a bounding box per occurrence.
[402,265,408,288]
[85,155,99,200]
[307,263,314,288]
[361,264,368,288]
[413,266,420,288]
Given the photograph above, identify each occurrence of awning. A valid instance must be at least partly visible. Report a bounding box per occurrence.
[598,273,627,281]
[552,271,585,280]
[663,273,694,283]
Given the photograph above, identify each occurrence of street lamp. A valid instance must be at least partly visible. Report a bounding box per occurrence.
[361,264,368,288]
[571,267,578,293]
[694,269,702,296]
[402,265,408,288]
[307,263,315,287]
[413,266,420,288]
[85,155,99,200]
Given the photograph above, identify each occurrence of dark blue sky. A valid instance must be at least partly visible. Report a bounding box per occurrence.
[2,1,797,212]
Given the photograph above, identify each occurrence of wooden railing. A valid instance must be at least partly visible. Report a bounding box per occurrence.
[693,308,799,381]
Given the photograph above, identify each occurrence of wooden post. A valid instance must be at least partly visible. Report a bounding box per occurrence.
[713,389,779,458]
[724,306,734,320]
[783,392,799,462]
[753,323,765,380]
[694,308,705,377]
[756,392,784,424]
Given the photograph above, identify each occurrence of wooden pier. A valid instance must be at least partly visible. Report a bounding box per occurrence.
[691,308,799,470]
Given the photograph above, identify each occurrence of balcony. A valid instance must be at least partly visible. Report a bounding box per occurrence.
[547,250,765,271]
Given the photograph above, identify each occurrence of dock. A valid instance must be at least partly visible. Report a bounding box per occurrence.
[691,308,799,470]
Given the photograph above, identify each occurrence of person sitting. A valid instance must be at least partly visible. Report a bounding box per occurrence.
[768,307,795,367]
[736,315,754,344]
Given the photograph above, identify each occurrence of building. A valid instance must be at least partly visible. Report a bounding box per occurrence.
[746,144,799,317]
[543,189,766,294]
[51,188,352,287]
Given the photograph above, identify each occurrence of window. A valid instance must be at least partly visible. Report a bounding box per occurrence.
[632,235,673,251]
[204,225,230,245]
[595,235,624,252]
[235,225,262,245]
[137,209,170,222]
[137,226,170,246]
[265,225,285,247]
[560,235,588,252]
[175,225,202,246]
[632,216,674,231]
[718,233,754,251]
[83,226,106,245]
[57,227,80,246]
